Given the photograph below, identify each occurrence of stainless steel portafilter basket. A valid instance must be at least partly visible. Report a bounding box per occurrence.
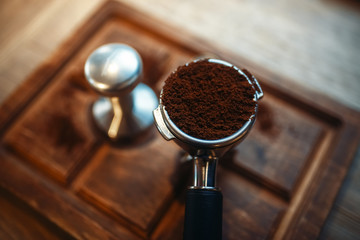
[153,59,263,240]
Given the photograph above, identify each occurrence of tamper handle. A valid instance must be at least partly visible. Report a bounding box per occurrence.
[183,188,222,240]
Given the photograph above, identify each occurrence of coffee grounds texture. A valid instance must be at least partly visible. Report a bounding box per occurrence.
[161,59,256,140]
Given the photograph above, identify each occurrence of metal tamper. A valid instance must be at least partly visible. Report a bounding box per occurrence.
[84,43,158,140]
[153,59,263,240]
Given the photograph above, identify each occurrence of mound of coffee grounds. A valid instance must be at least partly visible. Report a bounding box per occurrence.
[161,59,256,140]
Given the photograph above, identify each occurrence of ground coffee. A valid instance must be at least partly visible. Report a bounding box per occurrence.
[161,59,256,140]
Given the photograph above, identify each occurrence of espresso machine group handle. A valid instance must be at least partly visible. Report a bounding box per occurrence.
[183,188,223,240]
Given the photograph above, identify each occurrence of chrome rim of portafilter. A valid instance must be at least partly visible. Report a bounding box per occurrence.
[153,58,263,190]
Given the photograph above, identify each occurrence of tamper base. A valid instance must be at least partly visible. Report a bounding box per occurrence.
[92,83,158,139]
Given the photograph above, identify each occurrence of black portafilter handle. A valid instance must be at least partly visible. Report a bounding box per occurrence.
[183,188,223,240]
[183,156,222,240]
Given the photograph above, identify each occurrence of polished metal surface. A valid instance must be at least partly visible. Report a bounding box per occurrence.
[85,43,142,96]
[85,43,158,140]
[153,58,263,188]
[191,156,219,189]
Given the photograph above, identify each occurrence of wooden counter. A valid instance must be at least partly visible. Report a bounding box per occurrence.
[1,0,360,239]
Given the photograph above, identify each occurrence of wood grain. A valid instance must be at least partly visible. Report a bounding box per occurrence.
[223,94,326,198]
[0,150,141,240]
[4,70,100,184]
[78,135,187,237]
[0,1,360,239]
[0,188,74,240]
[0,0,104,104]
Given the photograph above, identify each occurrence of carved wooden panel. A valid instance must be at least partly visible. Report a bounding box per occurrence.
[4,70,99,184]
[0,1,359,240]
[77,136,185,237]
[224,93,328,198]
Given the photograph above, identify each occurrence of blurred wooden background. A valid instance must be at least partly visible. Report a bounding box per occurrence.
[0,0,359,239]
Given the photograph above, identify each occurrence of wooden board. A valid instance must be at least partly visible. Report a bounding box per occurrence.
[0,1,360,239]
